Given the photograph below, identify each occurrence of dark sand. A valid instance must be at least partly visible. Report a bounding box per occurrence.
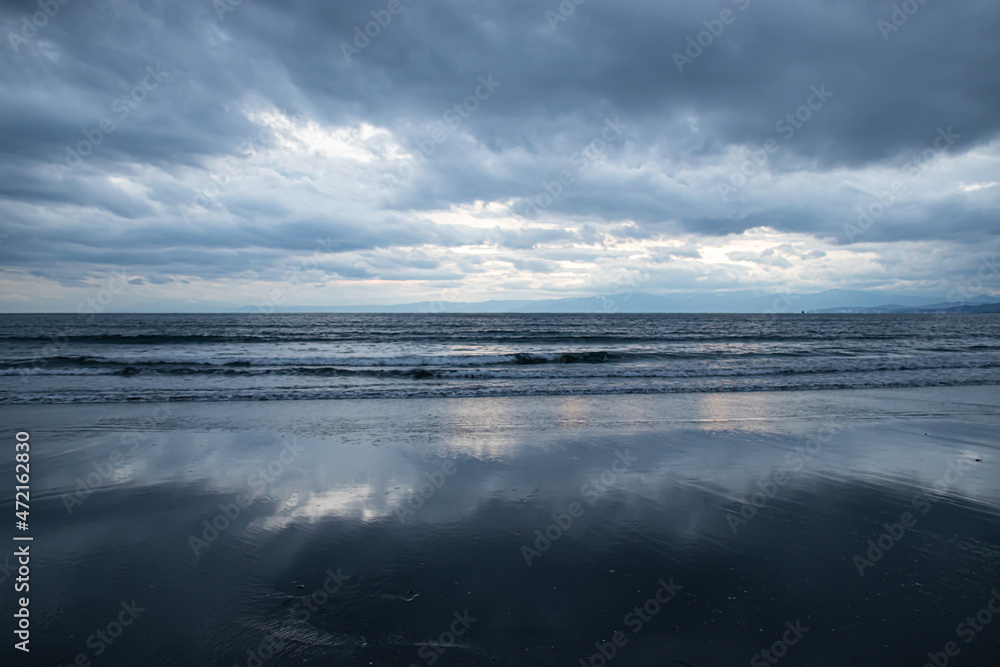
[3,386,999,665]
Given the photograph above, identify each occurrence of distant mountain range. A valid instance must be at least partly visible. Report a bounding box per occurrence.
[234,290,1000,314]
[811,302,1000,314]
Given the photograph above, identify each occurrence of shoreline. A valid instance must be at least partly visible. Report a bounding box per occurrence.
[3,376,1000,406]
[2,384,998,665]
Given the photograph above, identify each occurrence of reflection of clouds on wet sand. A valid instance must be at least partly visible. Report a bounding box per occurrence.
[5,386,1000,665]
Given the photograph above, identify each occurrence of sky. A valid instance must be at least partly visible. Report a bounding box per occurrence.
[1,0,999,312]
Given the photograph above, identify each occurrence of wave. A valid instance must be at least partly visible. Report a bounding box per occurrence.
[4,332,994,345]
[2,375,996,404]
[5,351,998,377]
[0,351,628,370]
[3,356,998,384]
[3,314,997,404]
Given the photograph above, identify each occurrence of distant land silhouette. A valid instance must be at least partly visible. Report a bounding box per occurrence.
[224,290,1000,314]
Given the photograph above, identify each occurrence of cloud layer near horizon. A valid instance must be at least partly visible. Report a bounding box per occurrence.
[1,0,998,310]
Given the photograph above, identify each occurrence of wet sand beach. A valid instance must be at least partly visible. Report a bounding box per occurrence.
[2,385,999,665]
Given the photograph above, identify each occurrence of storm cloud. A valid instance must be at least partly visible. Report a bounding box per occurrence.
[1,0,998,309]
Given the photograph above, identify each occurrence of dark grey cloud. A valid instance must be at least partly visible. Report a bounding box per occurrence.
[1,0,999,306]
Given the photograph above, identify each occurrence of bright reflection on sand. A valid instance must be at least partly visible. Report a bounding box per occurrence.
[252,484,399,531]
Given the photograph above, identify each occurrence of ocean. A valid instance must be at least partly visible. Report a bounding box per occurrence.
[2,313,999,403]
[2,313,1000,665]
